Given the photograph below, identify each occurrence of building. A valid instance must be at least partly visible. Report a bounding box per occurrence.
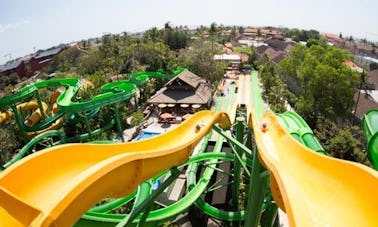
[344,60,363,73]
[1,59,26,77]
[28,47,63,73]
[1,47,63,78]
[148,69,212,109]
[354,70,378,120]
[322,33,344,44]
[256,46,285,64]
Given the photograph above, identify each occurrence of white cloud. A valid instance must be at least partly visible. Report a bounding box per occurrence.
[0,20,30,33]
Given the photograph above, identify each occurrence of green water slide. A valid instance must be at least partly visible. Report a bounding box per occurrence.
[130,70,179,86]
[56,79,136,113]
[76,84,227,226]
[276,111,326,155]
[362,109,378,169]
[0,78,81,132]
[0,68,179,130]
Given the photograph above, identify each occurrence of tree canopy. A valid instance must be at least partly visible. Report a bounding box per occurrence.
[278,43,359,125]
[284,28,320,42]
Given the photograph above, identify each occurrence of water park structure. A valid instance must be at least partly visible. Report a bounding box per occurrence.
[0,70,377,226]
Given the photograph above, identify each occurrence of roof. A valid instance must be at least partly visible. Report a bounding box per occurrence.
[1,59,23,72]
[35,47,62,59]
[256,45,269,54]
[148,70,212,105]
[257,46,286,63]
[344,60,363,73]
[265,39,294,52]
[243,28,257,34]
[261,29,283,36]
[354,91,378,119]
[322,33,343,43]
[213,54,241,61]
[367,70,378,88]
[165,69,202,88]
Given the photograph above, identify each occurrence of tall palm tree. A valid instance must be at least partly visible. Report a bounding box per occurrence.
[210,22,217,53]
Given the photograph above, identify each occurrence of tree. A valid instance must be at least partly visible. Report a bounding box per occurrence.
[178,40,225,82]
[257,28,262,38]
[285,28,320,42]
[314,117,370,166]
[369,62,378,71]
[130,111,144,126]
[259,54,295,112]
[145,27,161,43]
[164,22,172,30]
[230,26,237,42]
[50,47,83,72]
[278,43,359,126]
[209,22,218,53]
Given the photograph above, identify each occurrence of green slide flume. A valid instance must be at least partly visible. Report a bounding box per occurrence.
[276,111,326,155]
[362,109,378,169]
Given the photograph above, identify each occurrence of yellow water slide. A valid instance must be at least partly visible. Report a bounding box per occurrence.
[0,110,13,122]
[0,91,63,137]
[0,110,230,226]
[250,111,378,226]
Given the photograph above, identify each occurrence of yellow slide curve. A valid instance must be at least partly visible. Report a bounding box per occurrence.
[0,94,63,138]
[0,110,230,226]
[250,111,378,226]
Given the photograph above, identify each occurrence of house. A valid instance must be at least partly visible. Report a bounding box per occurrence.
[214,54,241,65]
[28,47,63,73]
[353,91,378,120]
[367,70,378,85]
[256,46,285,64]
[148,69,212,109]
[353,70,378,120]
[213,54,241,62]
[261,28,283,38]
[265,38,295,53]
[344,60,363,73]
[243,28,257,36]
[1,47,63,78]
[1,59,26,77]
[322,33,343,44]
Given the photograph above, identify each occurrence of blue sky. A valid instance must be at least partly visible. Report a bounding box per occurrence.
[1,0,377,65]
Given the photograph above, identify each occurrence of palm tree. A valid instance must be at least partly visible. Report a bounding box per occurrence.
[164,22,172,30]
[210,22,218,53]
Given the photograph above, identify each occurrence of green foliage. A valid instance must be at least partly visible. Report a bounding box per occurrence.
[258,55,295,113]
[0,122,22,165]
[314,117,370,166]
[278,43,358,125]
[162,29,188,50]
[50,47,83,72]
[369,62,378,71]
[233,47,252,56]
[130,111,144,126]
[285,28,320,42]
[178,39,226,82]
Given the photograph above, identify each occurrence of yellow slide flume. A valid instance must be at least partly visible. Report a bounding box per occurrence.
[251,111,378,226]
[0,110,230,226]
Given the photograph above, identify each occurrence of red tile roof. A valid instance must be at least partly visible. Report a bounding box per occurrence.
[344,60,363,73]
[244,28,257,34]
[323,33,343,43]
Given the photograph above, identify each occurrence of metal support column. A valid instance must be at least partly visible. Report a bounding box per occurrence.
[113,104,124,142]
[232,117,244,210]
[116,167,180,227]
[244,148,267,227]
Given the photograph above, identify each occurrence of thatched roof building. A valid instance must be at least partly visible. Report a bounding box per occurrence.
[148,69,212,107]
